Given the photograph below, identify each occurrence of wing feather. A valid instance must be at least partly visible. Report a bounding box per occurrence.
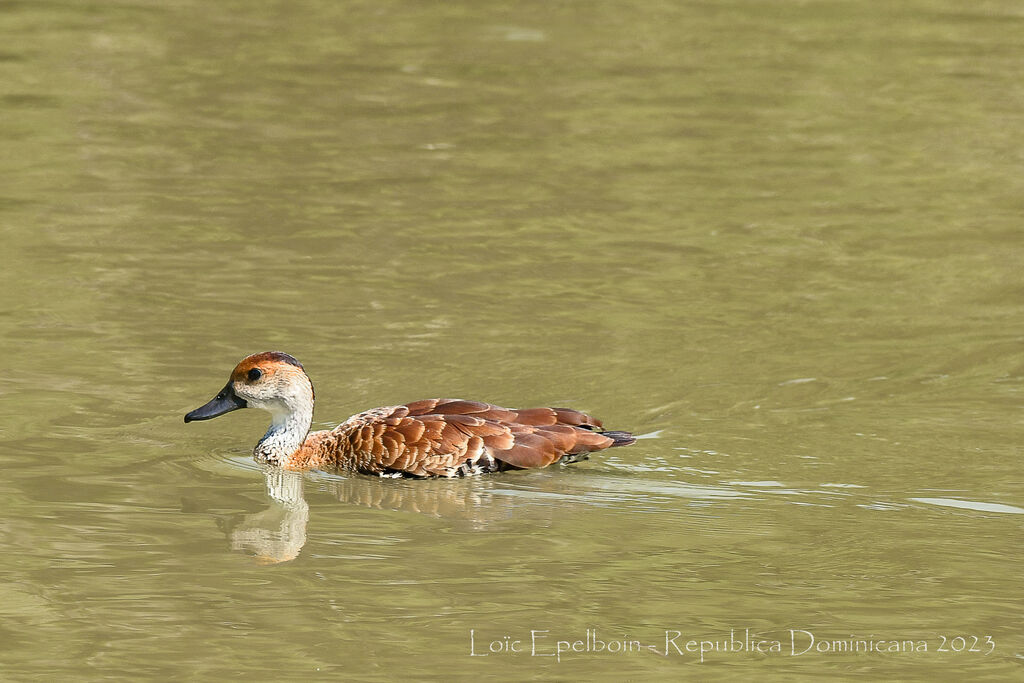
[313,399,627,477]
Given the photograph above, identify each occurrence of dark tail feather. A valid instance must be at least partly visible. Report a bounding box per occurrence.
[603,430,637,447]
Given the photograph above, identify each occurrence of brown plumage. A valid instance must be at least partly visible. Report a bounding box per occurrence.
[299,399,635,476]
[185,352,636,478]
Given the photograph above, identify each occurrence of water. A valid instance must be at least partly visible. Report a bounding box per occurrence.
[1,0,1022,679]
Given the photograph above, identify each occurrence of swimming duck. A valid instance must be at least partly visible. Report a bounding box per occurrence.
[184,351,636,478]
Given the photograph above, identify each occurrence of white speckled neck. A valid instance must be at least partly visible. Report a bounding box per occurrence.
[254,397,313,463]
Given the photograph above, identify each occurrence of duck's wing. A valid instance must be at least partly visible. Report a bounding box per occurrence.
[403,398,603,429]
[333,399,627,477]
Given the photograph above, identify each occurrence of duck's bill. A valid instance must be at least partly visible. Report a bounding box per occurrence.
[184,383,247,422]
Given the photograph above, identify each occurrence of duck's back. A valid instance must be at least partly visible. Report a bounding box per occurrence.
[294,398,635,477]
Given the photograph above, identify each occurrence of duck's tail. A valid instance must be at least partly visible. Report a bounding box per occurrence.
[602,430,637,447]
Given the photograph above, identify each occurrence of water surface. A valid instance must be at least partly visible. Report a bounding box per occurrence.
[1,0,1022,679]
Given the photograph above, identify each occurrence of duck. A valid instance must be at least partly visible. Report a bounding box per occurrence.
[184,351,636,478]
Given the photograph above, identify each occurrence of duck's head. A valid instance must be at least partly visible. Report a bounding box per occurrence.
[184,351,314,424]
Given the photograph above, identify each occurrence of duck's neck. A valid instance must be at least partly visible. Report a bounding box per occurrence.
[254,401,313,464]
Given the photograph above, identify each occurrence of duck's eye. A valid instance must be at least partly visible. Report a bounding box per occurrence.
[247,368,263,382]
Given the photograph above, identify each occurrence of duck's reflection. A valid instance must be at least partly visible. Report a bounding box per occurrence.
[222,463,740,564]
[227,468,309,564]
[225,467,513,564]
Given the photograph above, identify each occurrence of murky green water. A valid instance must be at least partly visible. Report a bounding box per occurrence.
[2,0,1022,679]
